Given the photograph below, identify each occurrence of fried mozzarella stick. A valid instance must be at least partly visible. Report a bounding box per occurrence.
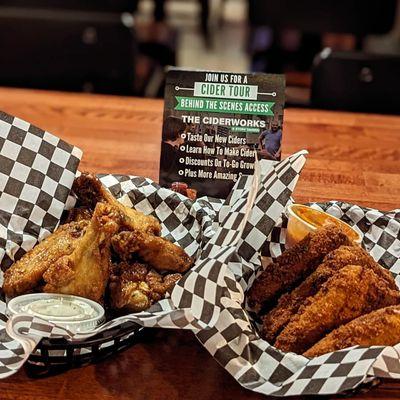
[261,245,396,343]
[247,225,352,312]
[274,265,400,354]
[304,305,400,357]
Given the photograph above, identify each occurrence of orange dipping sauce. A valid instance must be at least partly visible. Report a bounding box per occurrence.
[286,204,361,247]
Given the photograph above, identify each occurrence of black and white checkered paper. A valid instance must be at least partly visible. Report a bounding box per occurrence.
[0,111,82,271]
[0,117,399,396]
[196,200,400,396]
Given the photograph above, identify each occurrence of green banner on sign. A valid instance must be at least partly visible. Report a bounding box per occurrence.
[175,96,275,116]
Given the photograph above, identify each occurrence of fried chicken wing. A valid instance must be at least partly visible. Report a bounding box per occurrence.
[65,207,93,223]
[109,262,181,312]
[274,265,400,354]
[3,172,191,308]
[3,220,88,298]
[304,305,400,357]
[42,203,122,302]
[247,225,353,312]
[112,231,193,273]
[73,173,161,235]
[73,173,193,274]
[261,245,396,343]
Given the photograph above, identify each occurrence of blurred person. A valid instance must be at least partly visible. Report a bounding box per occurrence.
[130,0,166,22]
[258,122,282,160]
[154,0,166,21]
[160,115,187,184]
[161,115,186,157]
[365,0,400,54]
[144,0,210,44]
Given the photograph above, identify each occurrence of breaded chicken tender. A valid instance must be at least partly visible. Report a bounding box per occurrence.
[261,245,397,343]
[247,225,352,312]
[274,265,400,354]
[304,305,400,357]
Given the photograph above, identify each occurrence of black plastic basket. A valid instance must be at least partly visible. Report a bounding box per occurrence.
[26,321,143,377]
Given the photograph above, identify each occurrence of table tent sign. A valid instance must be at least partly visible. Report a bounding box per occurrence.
[159,68,285,199]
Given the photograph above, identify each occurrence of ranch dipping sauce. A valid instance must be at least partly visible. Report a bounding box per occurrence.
[7,293,105,333]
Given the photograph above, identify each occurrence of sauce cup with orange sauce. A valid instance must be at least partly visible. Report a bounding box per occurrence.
[286,204,362,248]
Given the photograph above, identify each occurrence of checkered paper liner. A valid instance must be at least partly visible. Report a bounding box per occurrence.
[0,110,83,376]
[0,150,307,378]
[0,111,82,271]
[196,200,400,396]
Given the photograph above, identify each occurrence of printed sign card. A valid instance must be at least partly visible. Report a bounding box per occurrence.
[159,68,285,199]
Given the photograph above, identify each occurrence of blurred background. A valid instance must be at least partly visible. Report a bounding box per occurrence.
[1,0,400,113]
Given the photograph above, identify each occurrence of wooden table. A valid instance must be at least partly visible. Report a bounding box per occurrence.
[0,87,399,400]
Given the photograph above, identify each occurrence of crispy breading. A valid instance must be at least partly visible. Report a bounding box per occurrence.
[73,173,161,235]
[74,173,192,274]
[3,173,192,309]
[274,265,400,354]
[3,220,88,298]
[304,305,400,357]
[247,225,353,313]
[65,207,93,223]
[261,245,397,343]
[112,231,193,273]
[109,262,181,312]
[43,203,121,302]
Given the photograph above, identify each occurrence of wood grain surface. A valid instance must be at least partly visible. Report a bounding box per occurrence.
[0,87,399,400]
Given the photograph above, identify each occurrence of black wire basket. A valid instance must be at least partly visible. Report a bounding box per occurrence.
[26,321,143,377]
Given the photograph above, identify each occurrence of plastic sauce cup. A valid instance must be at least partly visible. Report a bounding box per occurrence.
[7,293,105,333]
[286,204,362,248]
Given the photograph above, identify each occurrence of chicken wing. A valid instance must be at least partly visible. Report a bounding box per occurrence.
[74,174,193,274]
[3,220,88,298]
[64,207,93,223]
[42,202,122,302]
[73,173,161,235]
[274,265,400,354]
[109,262,181,312]
[112,231,193,273]
[261,245,396,343]
[304,305,400,357]
[247,225,353,313]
